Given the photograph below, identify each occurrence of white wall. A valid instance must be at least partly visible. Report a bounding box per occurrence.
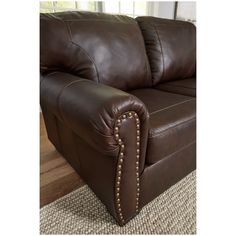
[147,1,175,19]
[176,2,196,22]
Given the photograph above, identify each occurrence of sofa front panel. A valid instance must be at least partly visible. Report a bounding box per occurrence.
[140,142,196,208]
[40,11,152,91]
[136,17,196,85]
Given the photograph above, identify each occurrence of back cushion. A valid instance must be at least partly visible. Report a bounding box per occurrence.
[136,17,196,85]
[40,11,151,91]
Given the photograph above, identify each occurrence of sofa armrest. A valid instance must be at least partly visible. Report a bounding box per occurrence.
[40,72,149,172]
[41,72,149,224]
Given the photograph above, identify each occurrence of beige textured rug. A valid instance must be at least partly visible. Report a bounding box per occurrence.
[40,171,196,234]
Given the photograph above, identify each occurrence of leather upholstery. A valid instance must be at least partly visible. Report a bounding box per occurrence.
[140,142,196,208]
[40,12,196,226]
[156,77,196,97]
[136,17,196,85]
[129,89,196,164]
[40,11,152,91]
[40,72,149,173]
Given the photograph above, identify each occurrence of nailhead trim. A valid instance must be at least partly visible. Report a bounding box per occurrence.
[114,111,140,224]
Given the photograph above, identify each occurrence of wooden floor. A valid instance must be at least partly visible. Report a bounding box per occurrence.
[40,113,84,207]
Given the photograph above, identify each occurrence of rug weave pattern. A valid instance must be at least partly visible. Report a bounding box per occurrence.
[40,171,196,234]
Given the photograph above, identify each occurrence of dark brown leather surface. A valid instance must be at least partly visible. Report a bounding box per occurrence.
[46,113,118,221]
[129,89,196,164]
[136,17,196,85]
[40,12,152,91]
[140,142,196,207]
[42,102,146,225]
[40,72,149,173]
[40,11,196,226]
[156,77,196,97]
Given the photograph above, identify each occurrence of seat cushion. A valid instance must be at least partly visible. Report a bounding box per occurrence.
[129,89,196,164]
[156,78,196,97]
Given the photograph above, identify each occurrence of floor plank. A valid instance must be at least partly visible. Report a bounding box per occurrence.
[40,113,84,207]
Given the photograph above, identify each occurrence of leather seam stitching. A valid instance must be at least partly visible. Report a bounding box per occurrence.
[40,71,60,87]
[149,117,196,138]
[146,140,196,166]
[158,84,195,90]
[153,24,165,81]
[136,27,152,86]
[63,19,135,24]
[149,99,195,115]
[57,80,88,121]
[64,20,100,83]
[57,79,119,154]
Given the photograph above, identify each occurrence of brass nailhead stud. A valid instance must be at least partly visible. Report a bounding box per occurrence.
[115,112,141,223]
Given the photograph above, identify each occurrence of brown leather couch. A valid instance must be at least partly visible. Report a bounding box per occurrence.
[40,12,196,226]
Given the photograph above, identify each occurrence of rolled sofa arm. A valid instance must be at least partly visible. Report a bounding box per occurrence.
[41,71,149,164]
[40,72,149,225]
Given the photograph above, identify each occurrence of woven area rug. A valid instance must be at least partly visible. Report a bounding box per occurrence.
[40,171,196,234]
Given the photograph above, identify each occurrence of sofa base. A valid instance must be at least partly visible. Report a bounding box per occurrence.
[41,107,196,225]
